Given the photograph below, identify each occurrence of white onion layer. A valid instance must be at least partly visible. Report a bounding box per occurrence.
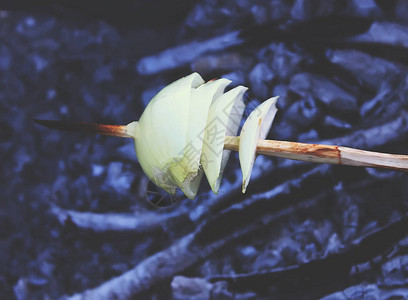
[239,96,279,193]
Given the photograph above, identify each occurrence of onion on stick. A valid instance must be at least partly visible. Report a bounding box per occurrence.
[35,73,408,199]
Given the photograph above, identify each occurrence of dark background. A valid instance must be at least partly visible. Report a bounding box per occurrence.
[1,0,408,299]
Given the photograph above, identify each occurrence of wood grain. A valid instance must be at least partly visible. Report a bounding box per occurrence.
[224,136,408,171]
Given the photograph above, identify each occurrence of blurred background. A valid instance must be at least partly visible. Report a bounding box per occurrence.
[1,0,408,299]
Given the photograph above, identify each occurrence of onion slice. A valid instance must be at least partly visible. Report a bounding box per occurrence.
[202,86,247,194]
[239,96,279,193]
[179,78,232,198]
[128,73,205,197]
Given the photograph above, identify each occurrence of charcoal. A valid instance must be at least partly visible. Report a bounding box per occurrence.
[321,284,380,300]
[184,0,256,35]
[316,0,346,17]
[359,220,379,236]
[381,255,408,286]
[365,167,399,179]
[105,162,135,195]
[270,120,300,140]
[235,0,253,11]
[30,54,49,72]
[49,206,179,232]
[289,73,357,113]
[291,0,344,20]
[326,286,408,300]
[313,221,334,247]
[91,164,104,177]
[13,147,31,173]
[211,281,234,300]
[26,276,48,287]
[321,114,408,150]
[344,284,380,300]
[191,52,254,75]
[272,84,292,110]
[360,84,390,119]
[271,43,303,81]
[198,259,218,278]
[296,129,318,142]
[291,0,313,20]
[253,250,281,271]
[280,242,302,265]
[110,263,128,274]
[171,276,213,300]
[13,278,30,300]
[326,49,408,89]
[342,204,359,242]
[15,16,55,38]
[250,5,269,24]
[117,143,138,163]
[240,245,257,259]
[221,257,235,275]
[269,1,292,21]
[320,291,348,300]
[136,31,243,75]
[324,234,344,256]
[249,62,274,99]
[350,0,381,17]
[184,3,214,29]
[284,97,320,126]
[351,22,408,47]
[323,115,352,131]
[297,243,318,263]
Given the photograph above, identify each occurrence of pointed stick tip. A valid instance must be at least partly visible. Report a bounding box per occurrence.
[34,119,133,138]
[34,118,49,126]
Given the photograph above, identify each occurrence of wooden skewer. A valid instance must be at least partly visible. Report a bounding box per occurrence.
[35,120,408,172]
[34,119,132,138]
[224,136,408,171]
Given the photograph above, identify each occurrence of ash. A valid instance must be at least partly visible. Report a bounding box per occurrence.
[1,0,408,299]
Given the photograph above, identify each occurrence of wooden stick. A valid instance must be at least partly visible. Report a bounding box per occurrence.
[224,136,408,171]
[35,120,408,171]
[34,119,133,138]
